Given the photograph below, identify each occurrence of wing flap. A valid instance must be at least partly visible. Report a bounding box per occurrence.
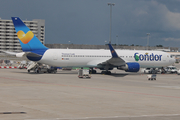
[106,57,125,66]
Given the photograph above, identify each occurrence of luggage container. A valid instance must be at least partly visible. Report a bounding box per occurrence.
[147,74,156,80]
[78,69,91,78]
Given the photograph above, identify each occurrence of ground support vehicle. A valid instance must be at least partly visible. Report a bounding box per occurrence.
[177,69,180,75]
[18,61,28,69]
[27,62,57,74]
[35,65,57,74]
[78,69,91,78]
[26,62,38,72]
[158,68,166,74]
[165,66,178,74]
[147,74,156,80]
[144,68,158,74]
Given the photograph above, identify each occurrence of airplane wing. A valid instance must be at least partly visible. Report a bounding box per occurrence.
[1,50,17,56]
[104,44,126,66]
[88,44,126,68]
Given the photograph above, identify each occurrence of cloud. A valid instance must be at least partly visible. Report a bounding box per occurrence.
[150,1,180,31]
[163,37,180,41]
[164,11,180,30]
[120,1,180,31]
[1,0,180,47]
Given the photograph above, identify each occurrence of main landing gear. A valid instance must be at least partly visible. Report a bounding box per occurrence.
[101,71,111,75]
[89,68,112,75]
[89,68,97,74]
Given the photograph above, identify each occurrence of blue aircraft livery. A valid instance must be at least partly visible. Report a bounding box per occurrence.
[134,53,162,61]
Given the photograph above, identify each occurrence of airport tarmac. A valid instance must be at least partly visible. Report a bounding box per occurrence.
[0,68,180,120]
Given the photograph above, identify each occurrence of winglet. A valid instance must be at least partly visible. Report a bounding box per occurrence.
[108,43,119,58]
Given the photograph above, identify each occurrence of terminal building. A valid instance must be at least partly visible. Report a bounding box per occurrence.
[0,18,45,52]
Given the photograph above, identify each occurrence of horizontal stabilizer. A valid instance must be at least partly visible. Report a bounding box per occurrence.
[1,50,17,56]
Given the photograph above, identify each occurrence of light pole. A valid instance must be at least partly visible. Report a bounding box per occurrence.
[105,41,107,49]
[116,35,118,49]
[108,3,115,44]
[116,35,118,45]
[68,41,71,49]
[146,33,150,50]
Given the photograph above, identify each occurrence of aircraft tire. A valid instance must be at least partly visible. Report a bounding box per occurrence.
[53,70,57,74]
[92,70,97,74]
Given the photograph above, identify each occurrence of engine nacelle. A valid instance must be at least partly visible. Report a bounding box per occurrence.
[117,62,140,72]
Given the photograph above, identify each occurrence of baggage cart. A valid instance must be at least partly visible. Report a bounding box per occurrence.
[78,69,91,78]
[147,74,156,80]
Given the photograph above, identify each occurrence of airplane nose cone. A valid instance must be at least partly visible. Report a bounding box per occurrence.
[173,58,176,63]
[170,58,176,64]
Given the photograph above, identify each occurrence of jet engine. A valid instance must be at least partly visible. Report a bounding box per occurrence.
[117,62,140,72]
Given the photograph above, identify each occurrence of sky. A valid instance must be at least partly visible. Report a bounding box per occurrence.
[1,0,180,47]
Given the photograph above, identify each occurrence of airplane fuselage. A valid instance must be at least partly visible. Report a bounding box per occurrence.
[39,49,174,68]
[11,17,176,72]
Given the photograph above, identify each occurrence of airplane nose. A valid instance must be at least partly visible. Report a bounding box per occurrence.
[170,58,176,64]
[173,58,176,63]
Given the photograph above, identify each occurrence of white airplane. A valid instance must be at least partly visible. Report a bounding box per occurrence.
[10,17,175,74]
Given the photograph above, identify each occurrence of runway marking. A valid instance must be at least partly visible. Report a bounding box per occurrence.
[0,112,26,114]
[25,114,180,120]
[155,86,180,89]
[1,76,180,99]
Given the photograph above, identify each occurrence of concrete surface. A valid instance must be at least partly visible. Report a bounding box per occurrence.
[0,68,180,120]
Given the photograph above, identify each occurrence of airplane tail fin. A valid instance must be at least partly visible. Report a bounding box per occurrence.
[11,17,48,53]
